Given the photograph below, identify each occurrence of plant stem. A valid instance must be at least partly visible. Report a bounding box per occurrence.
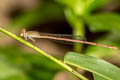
[0,27,88,80]
[64,9,85,53]
[73,19,85,52]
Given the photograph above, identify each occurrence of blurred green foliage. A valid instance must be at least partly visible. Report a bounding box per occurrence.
[9,2,64,29]
[57,0,120,56]
[0,46,63,80]
[85,13,120,32]
[1,0,120,79]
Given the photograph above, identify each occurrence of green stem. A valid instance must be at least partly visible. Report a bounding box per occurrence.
[0,27,88,80]
[64,9,85,52]
[73,19,85,52]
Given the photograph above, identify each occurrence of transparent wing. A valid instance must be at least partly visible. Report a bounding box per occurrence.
[39,33,86,44]
[39,33,86,40]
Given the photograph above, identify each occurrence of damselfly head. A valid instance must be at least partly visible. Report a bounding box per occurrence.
[20,28,26,37]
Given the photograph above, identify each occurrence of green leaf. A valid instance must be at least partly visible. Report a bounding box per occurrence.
[85,13,120,32]
[93,74,108,80]
[64,52,120,80]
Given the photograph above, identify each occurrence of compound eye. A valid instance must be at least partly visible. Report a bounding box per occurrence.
[20,33,24,37]
[20,28,26,37]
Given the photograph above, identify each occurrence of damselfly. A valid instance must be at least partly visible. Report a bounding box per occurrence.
[20,28,118,50]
